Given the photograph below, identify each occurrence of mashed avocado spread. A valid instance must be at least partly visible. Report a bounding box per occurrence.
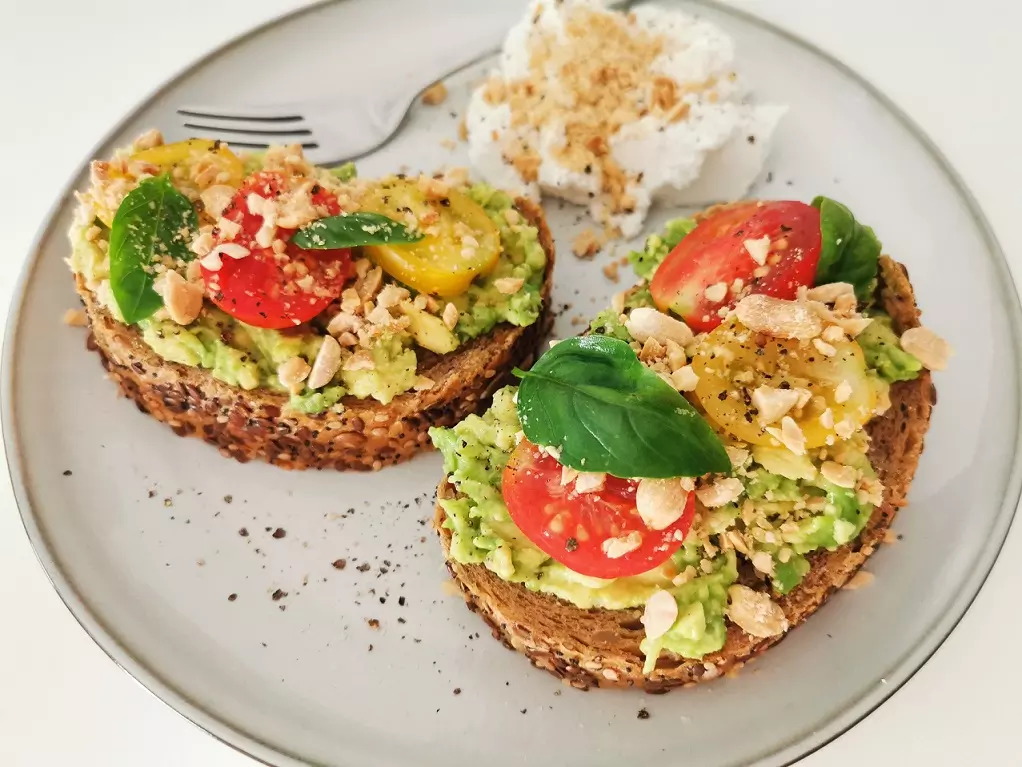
[71,182,546,412]
[430,386,877,664]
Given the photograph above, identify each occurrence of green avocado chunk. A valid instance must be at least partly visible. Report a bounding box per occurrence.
[858,312,922,382]
[627,217,697,280]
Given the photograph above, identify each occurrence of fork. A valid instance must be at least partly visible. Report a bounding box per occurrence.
[178,2,635,167]
[176,36,502,168]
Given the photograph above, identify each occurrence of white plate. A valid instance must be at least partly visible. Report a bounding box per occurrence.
[4,2,1019,766]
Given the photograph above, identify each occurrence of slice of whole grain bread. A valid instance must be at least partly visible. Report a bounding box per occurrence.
[435,256,935,690]
[76,199,555,471]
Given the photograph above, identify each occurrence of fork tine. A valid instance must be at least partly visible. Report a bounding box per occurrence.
[177,105,304,122]
[177,111,319,150]
[181,122,313,138]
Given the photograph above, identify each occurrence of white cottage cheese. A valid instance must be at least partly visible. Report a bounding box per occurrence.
[466,0,786,239]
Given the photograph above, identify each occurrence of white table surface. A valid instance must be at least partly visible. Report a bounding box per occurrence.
[1,1,1018,765]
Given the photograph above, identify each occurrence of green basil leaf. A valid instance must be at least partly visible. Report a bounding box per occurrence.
[108,174,198,324]
[290,213,424,249]
[811,196,881,300]
[515,336,730,479]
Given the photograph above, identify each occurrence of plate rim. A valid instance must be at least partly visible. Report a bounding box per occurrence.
[3,1,1020,766]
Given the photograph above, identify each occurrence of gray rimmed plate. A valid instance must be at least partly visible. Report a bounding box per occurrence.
[4,1,1019,766]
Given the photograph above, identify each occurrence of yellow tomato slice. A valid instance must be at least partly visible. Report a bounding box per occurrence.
[359,179,500,297]
[691,318,876,448]
[130,139,245,187]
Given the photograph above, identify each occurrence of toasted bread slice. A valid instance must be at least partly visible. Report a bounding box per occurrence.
[435,256,935,690]
[77,199,555,471]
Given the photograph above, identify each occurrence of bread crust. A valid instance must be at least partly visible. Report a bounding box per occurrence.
[435,256,935,690]
[76,198,555,471]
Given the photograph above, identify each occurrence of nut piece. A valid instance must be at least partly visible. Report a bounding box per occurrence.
[574,472,607,494]
[670,365,699,392]
[765,415,806,455]
[376,284,410,309]
[199,185,236,219]
[277,356,311,389]
[743,235,771,266]
[820,461,857,488]
[734,294,822,340]
[726,584,789,638]
[664,339,687,371]
[834,417,856,440]
[843,570,875,590]
[641,590,679,641]
[442,302,460,330]
[343,349,375,372]
[307,335,342,390]
[327,311,360,336]
[421,81,448,105]
[199,243,251,272]
[601,531,642,559]
[626,307,694,346]
[821,325,846,344]
[819,408,835,429]
[357,266,383,300]
[751,551,774,576]
[132,128,164,150]
[704,282,728,303]
[158,270,204,325]
[900,326,951,371]
[695,477,744,508]
[636,477,692,530]
[494,277,525,295]
[246,193,278,248]
[572,228,603,259]
[805,282,854,304]
[812,338,837,357]
[412,376,435,392]
[63,308,88,327]
[751,385,801,425]
[725,445,749,468]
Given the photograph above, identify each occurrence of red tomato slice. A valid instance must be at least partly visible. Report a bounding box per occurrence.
[202,171,351,329]
[501,440,694,579]
[650,201,822,333]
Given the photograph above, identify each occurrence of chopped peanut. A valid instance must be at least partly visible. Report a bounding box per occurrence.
[421,81,449,105]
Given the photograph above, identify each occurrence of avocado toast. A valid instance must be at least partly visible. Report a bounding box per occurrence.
[68,131,554,470]
[430,200,949,690]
